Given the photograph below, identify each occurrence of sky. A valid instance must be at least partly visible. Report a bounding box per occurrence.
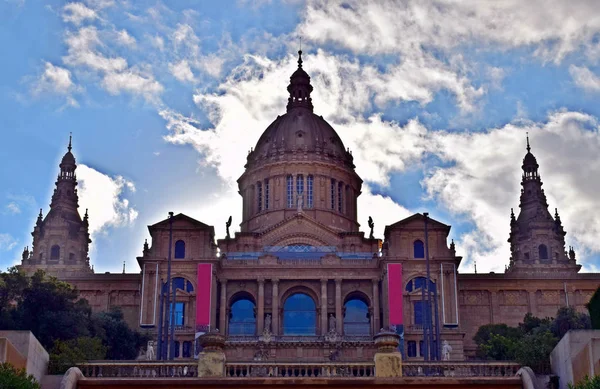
[2,0,600,274]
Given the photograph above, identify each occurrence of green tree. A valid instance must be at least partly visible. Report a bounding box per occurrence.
[91,307,149,360]
[568,375,600,389]
[473,323,522,359]
[551,306,591,339]
[514,330,558,373]
[0,267,29,328]
[586,287,600,330]
[48,337,106,374]
[0,363,40,389]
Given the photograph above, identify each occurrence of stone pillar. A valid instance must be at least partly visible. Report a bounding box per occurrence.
[321,279,328,335]
[257,278,265,335]
[335,278,343,334]
[272,279,279,335]
[210,273,218,330]
[219,279,227,334]
[179,341,183,358]
[197,331,226,377]
[528,290,537,314]
[372,278,380,334]
[382,270,389,328]
[490,290,499,323]
[373,329,402,377]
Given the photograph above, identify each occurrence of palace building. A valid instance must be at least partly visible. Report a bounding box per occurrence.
[18,51,600,363]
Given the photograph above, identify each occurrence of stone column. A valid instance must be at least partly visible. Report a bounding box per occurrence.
[257,278,265,335]
[372,278,380,334]
[321,279,328,335]
[335,278,343,334]
[271,279,279,335]
[179,341,183,358]
[219,279,227,334]
[382,270,389,328]
[528,290,537,315]
[490,290,499,323]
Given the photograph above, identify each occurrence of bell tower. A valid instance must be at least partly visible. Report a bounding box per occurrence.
[19,135,93,277]
[506,135,580,275]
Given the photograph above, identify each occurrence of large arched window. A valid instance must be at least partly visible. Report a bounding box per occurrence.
[229,297,256,336]
[413,240,425,258]
[172,277,194,293]
[307,175,314,208]
[406,277,436,327]
[287,175,293,208]
[538,244,549,260]
[50,245,60,260]
[343,297,370,336]
[257,182,263,212]
[283,293,316,335]
[174,240,185,259]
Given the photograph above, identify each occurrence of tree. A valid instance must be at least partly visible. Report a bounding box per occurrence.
[586,287,600,330]
[0,267,29,329]
[0,363,40,389]
[551,306,591,339]
[48,337,106,374]
[91,307,149,360]
[473,324,522,359]
[568,375,600,389]
[514,330,557,373]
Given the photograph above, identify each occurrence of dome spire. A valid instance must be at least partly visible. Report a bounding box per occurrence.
[286,50,313,112]
[68,132,72,152]
[297,49,303,69]
[526,132,530,153]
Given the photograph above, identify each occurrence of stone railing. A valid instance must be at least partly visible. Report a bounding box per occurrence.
[77,361,198,378]
[225,362,375,378]
[402,361,521,377]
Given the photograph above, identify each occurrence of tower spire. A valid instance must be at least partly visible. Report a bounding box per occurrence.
[297,49,303,69]
[286,50,313,112]
[68,132,72,152]
[526,132,530,153]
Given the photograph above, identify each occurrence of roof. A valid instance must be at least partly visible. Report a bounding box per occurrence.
[148,213,214,234]
[384,213,451,235]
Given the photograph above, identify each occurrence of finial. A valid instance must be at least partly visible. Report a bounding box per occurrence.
[123,261,126,274]
[84,208,88,217]
[298,50,303,69]
[474,260,477,274]
[526,132,530,152]
[68,132,72,152]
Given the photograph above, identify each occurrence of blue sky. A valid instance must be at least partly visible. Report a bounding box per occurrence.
[2,0,600,274]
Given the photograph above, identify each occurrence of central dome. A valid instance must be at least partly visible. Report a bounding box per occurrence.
[246,51,354,170]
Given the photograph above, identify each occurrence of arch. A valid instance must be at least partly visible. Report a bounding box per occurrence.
[50,245,60,260]
[413,240,425,258]
[229,293,256,336]
[343,291,371,336]
[283,293,317,335]
[538,244,548,260]
[405,277,436,293]
[269,234,329,248]
[174,240,185,259]
[172,277,194,293]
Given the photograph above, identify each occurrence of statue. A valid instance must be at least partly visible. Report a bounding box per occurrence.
[146,341,155,360]
[264,314,272,334]
[328,314,336,332]
[442,340,452,361]
[297,195,303,213]
[226,216,232,239]
[368,216,374,239]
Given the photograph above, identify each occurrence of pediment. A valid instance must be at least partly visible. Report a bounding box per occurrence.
[148,213,214,233]
[259,213,342,247]
[385,213,451,234]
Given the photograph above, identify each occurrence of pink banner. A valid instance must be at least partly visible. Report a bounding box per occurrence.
[196,263,212,331]
[387,263,403,325]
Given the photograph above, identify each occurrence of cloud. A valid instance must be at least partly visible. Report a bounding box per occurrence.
[116,29,136,47]
[101,70,163,101]
[77,164,138,236]
[62,2,97,25]
[63,26,128,73]
[5,202,21,215]
[32,62,77,96]
[569,65,600,93]
[0,234,17,251]
[169,60,195,83]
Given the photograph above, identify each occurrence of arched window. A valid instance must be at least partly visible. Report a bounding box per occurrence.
[50,245,60,260]
[330,179,336,209]
[283,293,316,335]
[287,175,293,208]
[264,179,269,210]
[338,182,343,213]
[174,240,185,259]
[413,240,425,258]
[406,277,436,327]
[307,175,314,208]
[343,298,370,336]
[538,244,548,260]
[296,174,304,195]
[172,277,194,293]
[229,298,256,336]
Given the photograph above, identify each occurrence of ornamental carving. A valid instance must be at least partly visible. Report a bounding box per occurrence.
[541,290,559,305]
[464,291,484,305]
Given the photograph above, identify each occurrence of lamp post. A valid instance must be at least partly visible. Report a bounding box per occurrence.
[162,211,174,360]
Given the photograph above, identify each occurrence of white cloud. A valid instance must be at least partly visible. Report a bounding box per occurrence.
[101,70,163,101]
[169,60,195,83]
[62,3,97,25]
[77,164,138,236]
[0,234,17,251]
[63,26,128,73]
[116,29,136,47]
[5,202,21,214]
[32,62,77,96]
[569,65,600,93]
[149,35,165,51]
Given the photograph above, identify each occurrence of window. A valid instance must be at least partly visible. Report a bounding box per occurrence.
[413,240,425,258]
[175,240,185,259]
[183,341,192,358]
[413,300,431,326]
[283,293,316,335]
[343,298,370,336]
[172,277,194,293]
[170,302,185,326]
[287,175,293,208]
[174,341,180,358]
[338,182,343,213]
[296,174,304,196]
[405,277,436,294]
[539,244,548,260]
[69,253,75,262]
[330,179,336,209]
[407,341,417,357]
[229,298,256,336]
[307,175,313,208]
[51,245,60,260]
[257,182,263,212]
[419,341,425,357]
[264,179,269,210]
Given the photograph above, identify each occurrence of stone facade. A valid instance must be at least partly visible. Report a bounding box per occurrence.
[18,52,600,362]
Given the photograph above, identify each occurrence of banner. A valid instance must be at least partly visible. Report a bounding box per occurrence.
[196,263,212,332]
[387,263,403,325]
